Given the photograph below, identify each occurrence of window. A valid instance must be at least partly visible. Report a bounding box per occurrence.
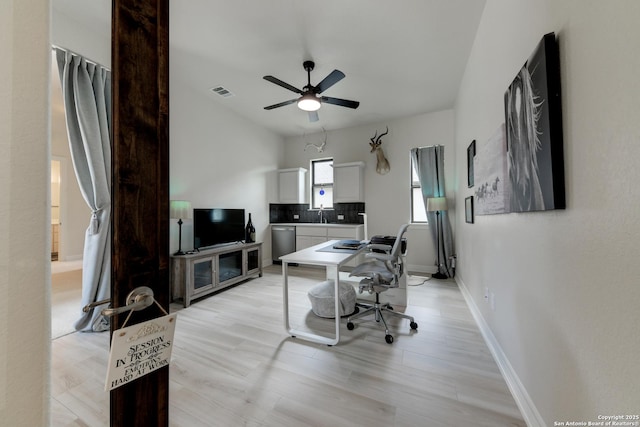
[311,158,333,209]
[411,157,428,223]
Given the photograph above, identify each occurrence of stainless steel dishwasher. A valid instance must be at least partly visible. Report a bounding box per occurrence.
[271,225,296,263]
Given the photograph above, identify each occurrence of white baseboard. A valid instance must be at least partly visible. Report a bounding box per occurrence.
[456,276,545,427]
[406,264,436,274]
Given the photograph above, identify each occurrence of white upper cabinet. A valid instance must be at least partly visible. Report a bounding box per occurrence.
[333,162,365,203]
[278,168,307,203]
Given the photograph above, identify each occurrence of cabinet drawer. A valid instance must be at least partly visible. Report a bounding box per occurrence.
[327,227,359,239]
[296,226,327,237]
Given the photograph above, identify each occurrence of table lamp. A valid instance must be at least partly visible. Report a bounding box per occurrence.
[170,200,192,255]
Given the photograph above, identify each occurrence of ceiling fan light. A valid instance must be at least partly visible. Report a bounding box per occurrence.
[297,94,321,111]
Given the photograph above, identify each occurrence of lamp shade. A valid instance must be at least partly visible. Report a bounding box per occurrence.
[297,93,321,111]
[170,200,192,219]
[426,197,448,212]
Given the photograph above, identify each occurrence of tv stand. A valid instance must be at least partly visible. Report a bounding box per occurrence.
[171,242,262,307]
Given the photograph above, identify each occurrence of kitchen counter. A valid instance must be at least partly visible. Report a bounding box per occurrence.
[271,223,363,228]
[271,223,365,263]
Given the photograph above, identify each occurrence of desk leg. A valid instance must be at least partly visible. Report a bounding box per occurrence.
[283,262,340,346]
[283,261,291,332]
[328,265,341,345]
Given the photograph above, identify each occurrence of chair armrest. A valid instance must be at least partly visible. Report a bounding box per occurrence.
[366,244,392,253]
[365,252,395,262]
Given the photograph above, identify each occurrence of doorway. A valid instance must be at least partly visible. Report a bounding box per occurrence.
[50,155,84,338]
[51,157,64,261]
[51,159,60,261]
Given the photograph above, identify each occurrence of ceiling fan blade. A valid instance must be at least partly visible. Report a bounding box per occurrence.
[314,69,345,94]
[263,76,303,94]
[308,111,319,122]
[321,96,360,109]
[264,99,298,110]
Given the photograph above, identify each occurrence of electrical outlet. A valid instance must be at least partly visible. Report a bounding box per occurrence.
[490,292,496,311]
[293,214,299,219]
[484,287,489,302]
[337,214,344,220]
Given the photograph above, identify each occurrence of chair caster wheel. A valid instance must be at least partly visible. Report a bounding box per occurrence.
[385,334,394,344]
[347,322,355,330]
[410,321,418,330]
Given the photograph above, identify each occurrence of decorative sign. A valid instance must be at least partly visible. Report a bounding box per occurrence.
[105,314,177,391]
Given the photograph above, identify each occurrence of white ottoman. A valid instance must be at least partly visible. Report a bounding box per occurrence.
[307,280,356,318]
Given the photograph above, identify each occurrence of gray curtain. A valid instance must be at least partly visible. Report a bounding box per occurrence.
[55,48,111,332]
[410,145,454,277]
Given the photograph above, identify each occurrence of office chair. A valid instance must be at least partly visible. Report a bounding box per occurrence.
[346,224,418,344]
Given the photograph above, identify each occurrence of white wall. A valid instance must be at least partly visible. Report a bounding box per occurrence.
[0,0,50,425]
[454,0,640,424]
[51,6,111,68]
[169,70,284,261]
[283,110,455,273]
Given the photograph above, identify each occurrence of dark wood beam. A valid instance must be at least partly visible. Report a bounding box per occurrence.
[111,1,170,425]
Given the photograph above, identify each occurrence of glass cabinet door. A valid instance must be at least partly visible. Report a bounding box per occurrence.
[192,257,214,293]
[218,250,243,284]
[246,248,260,274]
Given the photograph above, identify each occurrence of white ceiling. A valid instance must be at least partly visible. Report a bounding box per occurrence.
[53,0,486,138]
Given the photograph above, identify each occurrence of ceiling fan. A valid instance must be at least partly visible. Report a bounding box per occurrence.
[263,61,360,122]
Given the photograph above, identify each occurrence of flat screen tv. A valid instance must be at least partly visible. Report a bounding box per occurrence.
[193,208,245,249]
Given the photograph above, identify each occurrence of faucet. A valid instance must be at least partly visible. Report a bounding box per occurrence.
[318,205,327,224]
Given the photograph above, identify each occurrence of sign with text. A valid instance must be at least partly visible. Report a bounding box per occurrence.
[105,314,177,391]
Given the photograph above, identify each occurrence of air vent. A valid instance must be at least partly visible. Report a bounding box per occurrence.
[210,86,235,98]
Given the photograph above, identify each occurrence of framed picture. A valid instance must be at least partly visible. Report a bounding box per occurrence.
[474,124,508,216]
[504,32,565,213]
[465,196,474,224]
[467,140,475,188]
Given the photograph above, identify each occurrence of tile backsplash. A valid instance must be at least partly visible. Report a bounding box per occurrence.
[270,203,365,224]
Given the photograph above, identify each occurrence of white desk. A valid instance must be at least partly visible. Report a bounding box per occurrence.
[280,240,364,346]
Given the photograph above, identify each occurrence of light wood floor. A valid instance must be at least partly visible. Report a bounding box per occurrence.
[51,265,525,426]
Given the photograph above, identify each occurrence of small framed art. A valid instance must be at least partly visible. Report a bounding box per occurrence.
[465,196,474,224]
[467,140,476,188]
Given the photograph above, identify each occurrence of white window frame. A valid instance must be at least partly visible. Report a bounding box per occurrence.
[310,157,334,209]
[411,155,428,223]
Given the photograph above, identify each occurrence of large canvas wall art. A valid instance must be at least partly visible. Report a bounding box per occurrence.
[504,32,565,213]
[475,33,565,217]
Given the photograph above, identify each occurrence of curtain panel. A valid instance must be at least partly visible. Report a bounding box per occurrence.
[55,48,112,332]
[410,145,454,277]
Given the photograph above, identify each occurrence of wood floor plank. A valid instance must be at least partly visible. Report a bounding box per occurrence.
[51,265,525,426]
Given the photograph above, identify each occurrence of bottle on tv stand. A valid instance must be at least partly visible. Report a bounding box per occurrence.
[245,213,256,243]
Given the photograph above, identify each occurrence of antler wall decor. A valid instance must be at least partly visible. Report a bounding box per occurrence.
[304,127,327,153]
[369,126,390,175]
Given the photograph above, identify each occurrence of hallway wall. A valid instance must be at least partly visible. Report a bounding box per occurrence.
[0,0,51,425]
[454,0,640,424]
